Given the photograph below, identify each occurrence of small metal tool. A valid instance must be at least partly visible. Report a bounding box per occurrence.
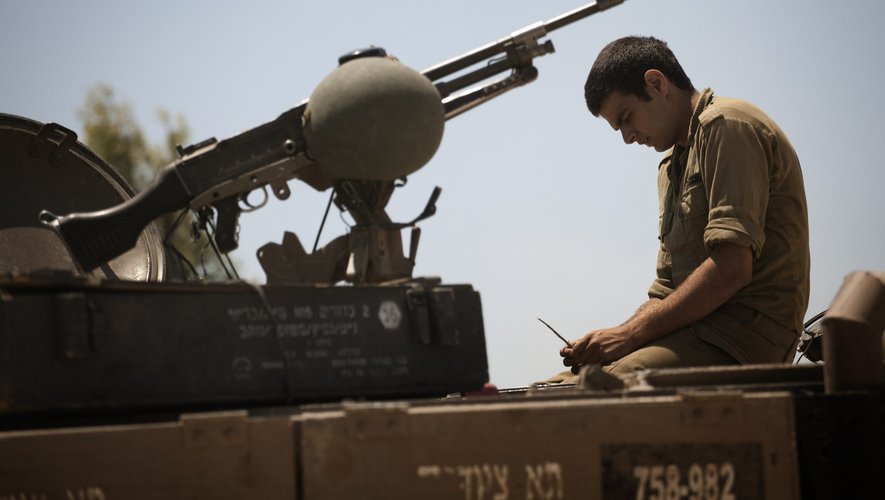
[537,317,573,348]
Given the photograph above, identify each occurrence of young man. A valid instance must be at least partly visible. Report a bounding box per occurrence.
[559,36,810,377]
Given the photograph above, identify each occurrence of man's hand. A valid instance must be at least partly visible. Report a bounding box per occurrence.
[560,325,638,374]
[559,242,753,373]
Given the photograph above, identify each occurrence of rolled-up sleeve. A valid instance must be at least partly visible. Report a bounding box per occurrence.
[697,117,770,259]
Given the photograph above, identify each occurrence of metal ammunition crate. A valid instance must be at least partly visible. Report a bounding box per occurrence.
[0,277,488,422]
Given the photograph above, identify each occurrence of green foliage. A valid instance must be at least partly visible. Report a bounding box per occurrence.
[78,84,151,188]
[78,83,235,281]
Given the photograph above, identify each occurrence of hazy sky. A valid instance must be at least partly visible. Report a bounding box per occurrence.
[2,0,883,388]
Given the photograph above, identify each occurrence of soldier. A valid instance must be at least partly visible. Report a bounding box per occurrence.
[559,36,810,378]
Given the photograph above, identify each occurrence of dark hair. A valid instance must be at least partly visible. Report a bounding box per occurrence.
[584,36,694,116]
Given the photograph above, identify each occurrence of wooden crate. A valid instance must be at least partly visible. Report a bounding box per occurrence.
[298,391,799,499]
[0,410,296,499]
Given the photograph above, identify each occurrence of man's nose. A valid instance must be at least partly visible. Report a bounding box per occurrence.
[620,127,635,144]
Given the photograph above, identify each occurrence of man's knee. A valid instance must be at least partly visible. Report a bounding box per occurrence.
[604,345,677,376]
[604,330,738,376]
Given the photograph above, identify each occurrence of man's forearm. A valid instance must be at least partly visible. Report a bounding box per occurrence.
[625,242,753,346]
[621,298,662,327]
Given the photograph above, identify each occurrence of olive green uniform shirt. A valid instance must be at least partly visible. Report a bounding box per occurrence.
[649,89,810,364]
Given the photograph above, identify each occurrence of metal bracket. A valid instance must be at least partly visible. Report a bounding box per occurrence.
[405,286,460,346]
[428,287,459,346]
[53,292,108,358]
[54,292,91,358]
[29,122,78,167]
[405,287,432,345]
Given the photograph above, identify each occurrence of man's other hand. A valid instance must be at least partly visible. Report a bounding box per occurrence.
[559,326,637,374]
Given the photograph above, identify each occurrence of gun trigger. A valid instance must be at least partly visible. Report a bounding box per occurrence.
[212,197,242,253]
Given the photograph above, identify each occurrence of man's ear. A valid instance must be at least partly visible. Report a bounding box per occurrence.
[644,69,669,97]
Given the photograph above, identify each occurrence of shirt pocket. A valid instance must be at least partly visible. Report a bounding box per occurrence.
[679,166,709,221]
[668,162,710,274]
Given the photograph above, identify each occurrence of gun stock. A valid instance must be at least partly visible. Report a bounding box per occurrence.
[41,166,191,271]
[43,104,311,271]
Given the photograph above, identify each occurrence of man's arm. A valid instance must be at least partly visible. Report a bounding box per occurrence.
[561,241,752,368]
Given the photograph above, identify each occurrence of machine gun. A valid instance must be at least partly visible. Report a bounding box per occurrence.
[41,0,625,284]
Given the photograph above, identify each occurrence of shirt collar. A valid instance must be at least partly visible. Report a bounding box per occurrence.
[658,88,714,172]
[686,87,714,145]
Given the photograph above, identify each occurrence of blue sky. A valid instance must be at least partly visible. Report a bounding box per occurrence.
[3,0,883,388]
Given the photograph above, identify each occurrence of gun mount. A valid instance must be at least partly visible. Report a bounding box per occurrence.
[39,1,625,284]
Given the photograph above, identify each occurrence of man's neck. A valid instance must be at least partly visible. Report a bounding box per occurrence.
[675,89,702,147]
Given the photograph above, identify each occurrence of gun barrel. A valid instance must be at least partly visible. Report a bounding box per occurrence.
[422,40,507,84]
[545,0,625,33]
[422,0,625,84]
